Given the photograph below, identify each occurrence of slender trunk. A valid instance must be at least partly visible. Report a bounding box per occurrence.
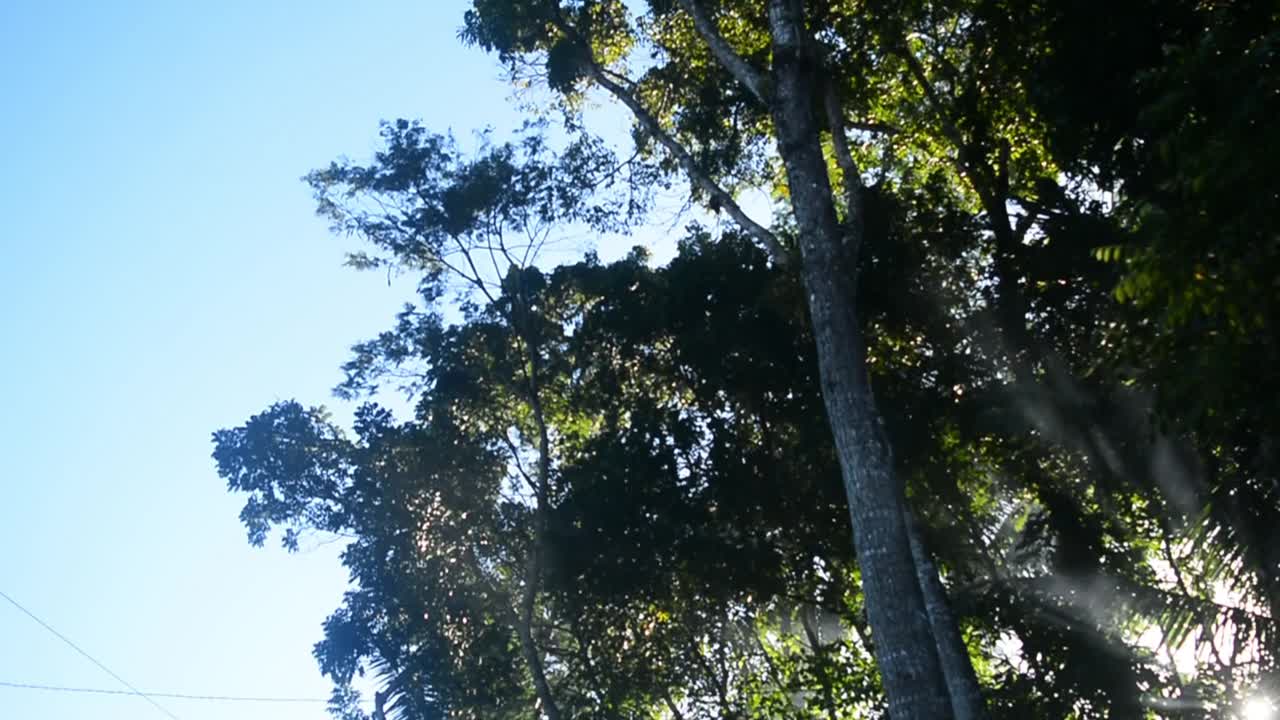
[511,272,564,720]
[514,576,562,720]
[905,509,990,720]
[766,2,952,716]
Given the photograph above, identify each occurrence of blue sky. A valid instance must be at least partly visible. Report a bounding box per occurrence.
[0,2,555,718]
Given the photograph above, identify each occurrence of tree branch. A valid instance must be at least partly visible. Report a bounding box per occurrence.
[586,64,790,265]
[662,688,688,720]
[847,119,901,136]
[675,0,770,104]
[822,78,864,250]
[897,41,1035,363]
[541,8,789,263]
[897,45,969,170]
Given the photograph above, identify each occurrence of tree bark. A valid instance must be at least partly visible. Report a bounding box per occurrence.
[905,509,991,720]
[765,1,953,716]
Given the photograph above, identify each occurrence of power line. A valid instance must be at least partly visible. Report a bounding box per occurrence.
[0,680,327,704]
[0,588,182,720]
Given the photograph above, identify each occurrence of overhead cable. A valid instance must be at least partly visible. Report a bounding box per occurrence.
[0,588,181,719]
[0,680,327,704]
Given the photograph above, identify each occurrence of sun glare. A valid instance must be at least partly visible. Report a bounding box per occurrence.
[1243,696,1276,720]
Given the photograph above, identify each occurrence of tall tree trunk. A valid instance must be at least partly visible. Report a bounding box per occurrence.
[905,509,991,720]
[766,1,952,716]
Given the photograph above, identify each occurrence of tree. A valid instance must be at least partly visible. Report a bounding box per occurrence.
[213,1,1280,717]
[459,2,995,713]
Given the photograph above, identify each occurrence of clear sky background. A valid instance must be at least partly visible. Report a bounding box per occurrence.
[0,2,600,718]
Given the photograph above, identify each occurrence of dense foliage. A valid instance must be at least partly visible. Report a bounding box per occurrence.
[214,1,1280,718]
